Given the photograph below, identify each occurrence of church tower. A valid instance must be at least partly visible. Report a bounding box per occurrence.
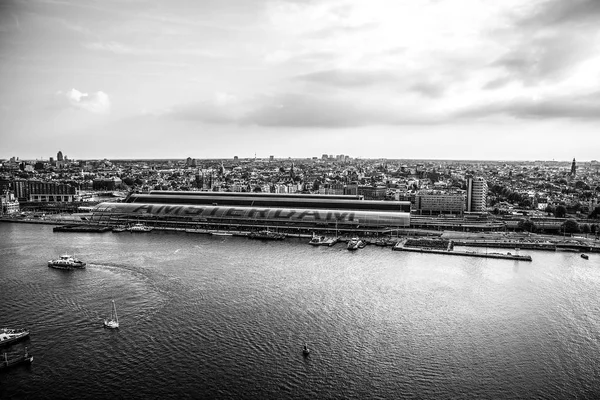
[570,158,576,177]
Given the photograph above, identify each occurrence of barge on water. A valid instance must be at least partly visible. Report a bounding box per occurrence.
[1,348,33,370]
[53,224,112,233]
[248,230,286,240]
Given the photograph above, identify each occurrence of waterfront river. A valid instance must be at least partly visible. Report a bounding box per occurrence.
[1,223,599,399]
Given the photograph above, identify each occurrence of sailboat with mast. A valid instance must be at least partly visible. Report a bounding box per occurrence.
[103,300,119,329]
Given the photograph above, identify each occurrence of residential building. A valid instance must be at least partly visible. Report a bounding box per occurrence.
[466,176,488,212]
[416,191,465,215]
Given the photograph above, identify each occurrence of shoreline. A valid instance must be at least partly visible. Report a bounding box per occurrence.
[2,216,598,253]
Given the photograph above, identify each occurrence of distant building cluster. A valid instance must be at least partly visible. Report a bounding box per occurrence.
[1,151,599,236]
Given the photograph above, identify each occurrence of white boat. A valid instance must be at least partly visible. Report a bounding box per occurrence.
[103,300,119,329]
[0,328,30,346]
[309,234,338,247]
[211,231,233,236]
[185,228,206,234]
[347,237,365,250]
[112,225,128,232]
[48,254,86,270]
[128,223,153,232]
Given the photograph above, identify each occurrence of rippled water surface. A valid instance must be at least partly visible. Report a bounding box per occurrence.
[1,223,600,399]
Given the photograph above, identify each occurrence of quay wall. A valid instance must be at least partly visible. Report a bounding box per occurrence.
[453,240,600,253]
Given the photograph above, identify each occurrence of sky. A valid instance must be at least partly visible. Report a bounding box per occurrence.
[0,0,599,161]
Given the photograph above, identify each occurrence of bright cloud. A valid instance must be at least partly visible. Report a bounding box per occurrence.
[56,89,111,114]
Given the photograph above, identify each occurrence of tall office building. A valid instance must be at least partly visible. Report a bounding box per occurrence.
[57,151,63,161]
[466,176,488,212]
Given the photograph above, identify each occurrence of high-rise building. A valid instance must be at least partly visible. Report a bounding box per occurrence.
[570,158,576,177]
[57,151,63,161]
[466,176,487,212]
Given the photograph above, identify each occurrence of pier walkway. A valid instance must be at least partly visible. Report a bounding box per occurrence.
[393,240,533,261]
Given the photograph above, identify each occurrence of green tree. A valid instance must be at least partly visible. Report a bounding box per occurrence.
[582,224,591,234]
[519,198,532,209]
[555,205,567,218]
[563,219,580,234]
[575,181,590,190]
[518,219,536,233]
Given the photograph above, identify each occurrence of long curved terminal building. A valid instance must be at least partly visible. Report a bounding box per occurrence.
[90,191,411,235]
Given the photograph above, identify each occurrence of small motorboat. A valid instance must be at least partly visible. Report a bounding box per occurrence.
[0,328,30,346]
[303,343,310,356]
[309,234,338,247]
[48,254,86,270]
[128,223,153,232]
[581,253,589,260]
[347,237,364,250]
[112,225,128,232]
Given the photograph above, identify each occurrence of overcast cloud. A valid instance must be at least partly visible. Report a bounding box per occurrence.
[0,0,598,159]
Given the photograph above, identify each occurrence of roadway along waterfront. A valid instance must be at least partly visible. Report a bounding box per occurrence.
[1,222,600,399]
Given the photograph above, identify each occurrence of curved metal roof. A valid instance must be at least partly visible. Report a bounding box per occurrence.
[127,193,411,212]
[93,202,410,228]
[148,190,361,201]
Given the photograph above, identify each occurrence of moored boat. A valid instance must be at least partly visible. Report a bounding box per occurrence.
[248,230,285,240]
[112,225,128,232]
[581,253,589,260]
[128,223,153,232]
[309,234,338,247]
[48,254,86,270]
[0,328,29,346]
[347,237,365,250]
[211,231,233,236]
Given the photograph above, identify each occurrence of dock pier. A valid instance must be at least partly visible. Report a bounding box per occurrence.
[392,242,532,261]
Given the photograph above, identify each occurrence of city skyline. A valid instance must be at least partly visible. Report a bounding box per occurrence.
[2,149,594,163]
[1,0,599,160]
